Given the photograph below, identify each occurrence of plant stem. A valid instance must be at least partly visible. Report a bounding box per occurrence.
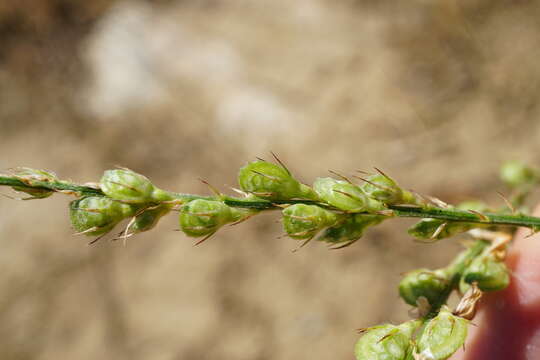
[389,205,540,229]
[0,175,103,197]
[3,174,540,229]
[427,239,489,317]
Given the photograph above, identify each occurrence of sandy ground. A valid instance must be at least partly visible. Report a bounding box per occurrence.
[1,1,540,359]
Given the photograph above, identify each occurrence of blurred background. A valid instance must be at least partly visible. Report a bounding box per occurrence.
[1,0,540,359]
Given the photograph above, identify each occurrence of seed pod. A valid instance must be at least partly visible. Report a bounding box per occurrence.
[282,204,343,239]
[10,167,58,198]
[361,174,404,204]
[354,320,420,360]
[500,160,537,187]
[238,160,317,200]
[399,268,449,307]
[100,169,171,203]
[416,306,468,360]
[446,239,489,282]
[179,199,249,237]
[317,214,384,245]
[463,253,510,291]
[126,204,173,235]
[12,186,53,199]
[313,177,383,212]
[407,219,472,241]
[70,196,136,236]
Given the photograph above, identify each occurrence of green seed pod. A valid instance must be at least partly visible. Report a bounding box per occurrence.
[416,306,468,360]
[126,204,173,235]
[463,253,510,291]
[179,199,249,237]
[500,160,537,187]
[237,160,317,200]
[282,204,343,239]
[399,268,449,307]
[446,240,490,291]
[407,218,472,241]
[317,214,384,245]
[100,169,171,203]
[361,174,404,204]
[354,320,420,360]
[12,186,53,199]
[70,196,136,236]
[11,167,58,199]
[313,177,383,212]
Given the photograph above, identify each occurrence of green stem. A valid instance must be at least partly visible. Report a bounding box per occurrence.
[0,176,103,197]
[3,174,540,229]
[427,239,489,317]
[389,205,540,229]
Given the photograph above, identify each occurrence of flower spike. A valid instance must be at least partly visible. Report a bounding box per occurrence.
[2,160,540,360]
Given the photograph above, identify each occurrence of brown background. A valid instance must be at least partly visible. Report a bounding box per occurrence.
[1,1,540,359]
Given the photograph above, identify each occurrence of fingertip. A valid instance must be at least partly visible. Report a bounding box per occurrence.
[451,205,540,359]
[505,204,540,308]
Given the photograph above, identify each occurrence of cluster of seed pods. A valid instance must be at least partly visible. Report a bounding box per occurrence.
[65,160,425,247]
[4,159,539,360]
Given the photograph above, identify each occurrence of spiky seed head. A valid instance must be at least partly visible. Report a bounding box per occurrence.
[313,177,382,212]
[69,196,136,236]
[500,160,537,187]
[354,320,420,360]
[238,160,315,200]
[101,169,168,203]
[416,306,468,360]
[317,214,384,245]
[361,174,403,204]
[179,199,236,237]
[399,268,449,307]
[463,253,510,291]
[282,204,342,240]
